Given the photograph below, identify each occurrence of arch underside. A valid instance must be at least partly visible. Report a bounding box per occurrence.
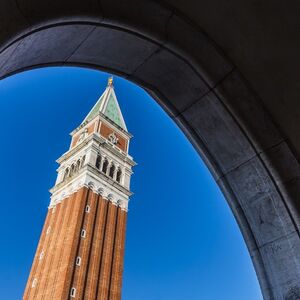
[1,1,300,299]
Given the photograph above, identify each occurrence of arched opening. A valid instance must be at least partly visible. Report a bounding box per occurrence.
[0,2,299,298]
[70,163,75,177]
[95,153,101,169]
[102,159,109,175]
[81,155,86,167]
[76,159,81,172]
[0,68,262,299]
[116,168,122,183]
[109,163,115,179]
[63,167,69,181]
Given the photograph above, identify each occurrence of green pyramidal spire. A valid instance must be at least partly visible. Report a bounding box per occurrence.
[83,77,127,130]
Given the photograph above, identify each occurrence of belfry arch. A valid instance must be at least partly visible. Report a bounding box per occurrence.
[1,1,300,299]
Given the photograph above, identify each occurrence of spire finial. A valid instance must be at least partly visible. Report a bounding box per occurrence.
[108,76,113,86]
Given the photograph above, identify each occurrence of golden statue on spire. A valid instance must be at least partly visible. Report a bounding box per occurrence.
[108,76,113,86]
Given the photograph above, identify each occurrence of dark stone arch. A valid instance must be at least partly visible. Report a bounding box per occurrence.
[1,1,300,299]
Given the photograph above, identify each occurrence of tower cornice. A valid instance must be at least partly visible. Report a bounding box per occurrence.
[49,167,131,211]
[50,164,132,197]
[56,133,136,167]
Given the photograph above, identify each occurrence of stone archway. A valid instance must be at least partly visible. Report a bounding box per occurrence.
[1,1,300,299]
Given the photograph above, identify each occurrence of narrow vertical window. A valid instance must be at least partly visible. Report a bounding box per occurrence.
[102,159,109,174]
[81,229,86,238]
[76,159,81,172]
[63,168,69,181]
[46,226,51,235]
[70,164,75,177]
[39,250,45,260]
[81,155,86,167]
[85,205,90,213]
[116,168,122,183]
[70,287,76,298]
[95,154,101,169]
[76,256,81,266]
[32,278,37,288]
[109,163,115,178]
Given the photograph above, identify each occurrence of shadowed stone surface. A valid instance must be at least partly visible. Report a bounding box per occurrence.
[181,91,256,174]
[68,26,160,76]
[133,48,210,114]
[1,1,300,299]
[214,70,284,152]
[166,14,234,86]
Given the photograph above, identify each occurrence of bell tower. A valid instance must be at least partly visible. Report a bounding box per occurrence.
[23,77,136,300]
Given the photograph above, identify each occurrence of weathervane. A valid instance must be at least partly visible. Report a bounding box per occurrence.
[108,76,113,86]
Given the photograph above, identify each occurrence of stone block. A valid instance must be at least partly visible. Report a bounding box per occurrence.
[246,195,293,247]
[0,25,95,78]
[260,141,300,184]
[174,114,223,181]
[132,48,209,116]
[260,141,300,230]
[224,156,295,246]
[215,70,283,152]
[68,26,159,76]
[144,87,179,121]
[218,178,259,253]
[258,232,300,299]
[0,41,21,78]
[224,156,273,205]
[181,90,255,174]
[250,248,274,300]
[277,178,300,230]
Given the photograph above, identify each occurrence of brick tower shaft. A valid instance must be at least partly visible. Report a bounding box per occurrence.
[23,78,135,300]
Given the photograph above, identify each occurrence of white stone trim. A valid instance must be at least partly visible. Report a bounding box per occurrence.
[51,120,134,213]
[70,287,76,298]
[49,170,129,211]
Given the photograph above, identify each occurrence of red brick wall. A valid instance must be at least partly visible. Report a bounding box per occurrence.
[71,121,96,148]
[23,187,127,300]
[99,123,128,152]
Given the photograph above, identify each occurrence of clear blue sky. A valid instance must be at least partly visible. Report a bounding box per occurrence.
[0,67,262,299]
